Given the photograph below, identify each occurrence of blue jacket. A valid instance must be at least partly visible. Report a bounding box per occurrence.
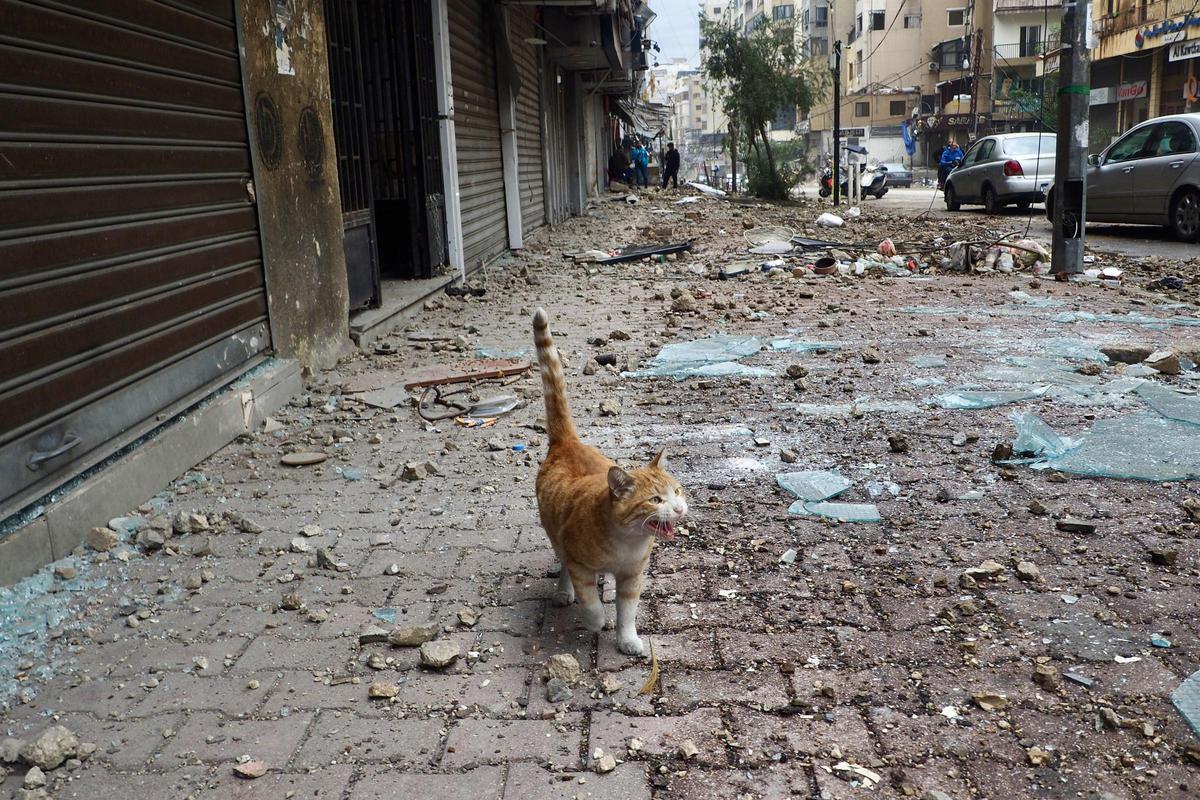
[939,145,963,166]
[631,146,649,167]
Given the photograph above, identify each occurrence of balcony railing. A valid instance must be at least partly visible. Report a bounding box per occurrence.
[993,41,1045,60]
[1109,0,1199,35]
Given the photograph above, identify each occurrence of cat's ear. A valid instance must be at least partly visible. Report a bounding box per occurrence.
[607,466,635,499]
[649,448,667,470]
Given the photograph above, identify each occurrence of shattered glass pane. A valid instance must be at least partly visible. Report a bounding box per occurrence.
[624,335,768,380]
[1135,382,1200,425]
[768,339,844,354]
[1009,290,1064,307]
[908,354,948,368]
[1043,413,1200,481]
[780,400,921,416]
[1010,411,1077,458]
[1042,338,1108,363]
[791,501,882,522]
[935,388,1048,409]
[1173,668,1200,739]
[776,471,852,502]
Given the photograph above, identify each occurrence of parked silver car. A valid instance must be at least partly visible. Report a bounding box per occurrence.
[945,133,1057,213]
[1044,113,1200,242]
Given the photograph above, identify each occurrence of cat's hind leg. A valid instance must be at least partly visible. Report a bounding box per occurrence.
[552,549,575,607]
[567,564,604,632]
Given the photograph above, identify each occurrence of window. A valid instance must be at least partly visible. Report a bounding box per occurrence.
[712,5,722,14]
[904,14,921,28]
[871,10,885,30]
[1150,121,1197,155]
[1019,25,1041,57]
[889,100,906,115]
[856,14,862,35]
[815,5,828,25]
[773,4,794,20]
[855,101,870,117]
[1104,125,1155,163]
[947,8,965,25]
[810,37,828,55]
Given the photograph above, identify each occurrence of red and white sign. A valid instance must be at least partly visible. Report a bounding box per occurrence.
[1116,81,1148,101]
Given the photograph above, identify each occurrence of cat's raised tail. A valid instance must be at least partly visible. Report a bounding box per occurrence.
[532,308,578,445]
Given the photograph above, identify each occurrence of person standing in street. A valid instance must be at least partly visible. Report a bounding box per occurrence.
[937,138,963,189]
[631,140,649,188]
[661,141,681,189]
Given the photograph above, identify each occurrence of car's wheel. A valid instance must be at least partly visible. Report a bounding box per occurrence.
[982,185,1002,214]
[1044,189,1054,222]
[1016,200,1032,211]
[1170,188,1200,243]
[944,183,961,211]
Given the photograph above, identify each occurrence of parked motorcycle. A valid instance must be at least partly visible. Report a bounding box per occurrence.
[819,162,889,199]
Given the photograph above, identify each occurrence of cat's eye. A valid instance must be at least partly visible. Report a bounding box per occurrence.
[649,495,663,504]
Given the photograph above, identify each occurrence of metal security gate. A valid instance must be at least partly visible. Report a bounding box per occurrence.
[509,6,545,233]
[543,58,571,224]
[0,0,270,514]
[325,0,380,309]
[449,0,508,267]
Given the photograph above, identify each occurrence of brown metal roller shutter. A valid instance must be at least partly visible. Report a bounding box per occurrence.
[508,7,544,233]
[0,0,269,512]
[448,0,508,267]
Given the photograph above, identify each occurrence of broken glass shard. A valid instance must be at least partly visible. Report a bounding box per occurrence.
[1010,411,1078,459]
[1135,382,1200,425]
[624,335,768,380]
[1009,290,1064,307]
[1043,413,1200,481]
[768,339,844,354]
[1173,668,1200,738]
[908,354,948,368]
[776,471,852,502]
[935,388,1048,409]
[792,502,882,523]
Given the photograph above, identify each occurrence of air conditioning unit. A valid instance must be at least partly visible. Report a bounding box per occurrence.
[928,61,940,71]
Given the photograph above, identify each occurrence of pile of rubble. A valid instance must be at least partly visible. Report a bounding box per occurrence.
[2,725,96,799]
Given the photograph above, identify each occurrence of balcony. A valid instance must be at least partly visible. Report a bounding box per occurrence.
[1110,0,1198,35]
[993,41,1044,64]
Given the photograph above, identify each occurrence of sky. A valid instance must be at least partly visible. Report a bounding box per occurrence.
[648,0,701,67]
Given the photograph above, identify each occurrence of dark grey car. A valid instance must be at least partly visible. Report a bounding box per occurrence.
[945,133,1057,213]
[1045,113,1200,242]
[881,162,913,188]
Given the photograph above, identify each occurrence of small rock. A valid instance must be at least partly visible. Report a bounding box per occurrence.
[972,691,1009,711]
[544,653,582,685]
[367,653,387,670]
[599,398,622,417]
[595,753,617,774]
[233,760,268,779]
[599,675,623,695]
[19,725,79,770]
[172,511,209,535]
[1077,362,1103,376]
[135,529,165,552]
[1183,497,1200,521]
[487,439,506,452]
[1032,663,1059,689]
[670,292,696,312]
[383,563,401,576]
[358,626,389,645]
[679,739,700,760]
[315,548,348,572]
[289,537,310,553]
[368,681,400,699]
[53,564,77,581]
[960,560,1004,585]
[860,348,881,365]
[85,527,118,552]
[457,607,480,627]
[1,738,22,763]
[1027,747,1052,766]
[280,592,303,611]
[582,361,598,376]
[1015,561,1041,582]
[1150,547,1178,566]
[182,573,203,591]
[887,434,908,454]
[1100,343,1153,364]
[188,537,216,558]
[991,442,1014,462]
[400,463,425,482]
[545,677,573,703]
[785,365,809,379]
[280,451,327,467]
[299,524,322,538]
[1027,499,1048,516]
[779,448,797,464]
[23,767,46,790]
[1145,349,1181,374]
[1056,517,1095,534]
[226,512,264,534]
[388,625,439,647]
[419,640,461,669]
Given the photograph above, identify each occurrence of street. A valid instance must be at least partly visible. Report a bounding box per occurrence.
[3,188,1200,800]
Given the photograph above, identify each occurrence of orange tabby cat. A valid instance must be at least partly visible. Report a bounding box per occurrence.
[533,308,688,655]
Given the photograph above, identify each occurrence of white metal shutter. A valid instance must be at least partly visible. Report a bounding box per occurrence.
[508,7,544,232]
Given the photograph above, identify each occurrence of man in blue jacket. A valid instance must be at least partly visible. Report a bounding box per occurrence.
[631,141,650,188]
[938,138,963,189]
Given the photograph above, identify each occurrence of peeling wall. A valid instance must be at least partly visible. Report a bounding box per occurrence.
[237,0,350,371]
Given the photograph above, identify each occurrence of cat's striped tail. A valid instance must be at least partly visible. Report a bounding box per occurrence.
[532,308,578,444]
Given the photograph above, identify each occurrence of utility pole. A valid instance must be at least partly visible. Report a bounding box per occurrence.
[969,27,984,142]
[831,39,842,206]
[1051,0,1090,276]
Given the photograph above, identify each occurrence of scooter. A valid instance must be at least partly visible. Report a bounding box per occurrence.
[818,162,889,198]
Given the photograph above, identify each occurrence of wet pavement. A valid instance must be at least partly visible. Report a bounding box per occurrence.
[2,189,1200,799]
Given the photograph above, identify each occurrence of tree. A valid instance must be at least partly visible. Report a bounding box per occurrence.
[700,17,826,199]
[1009,72,1058,133]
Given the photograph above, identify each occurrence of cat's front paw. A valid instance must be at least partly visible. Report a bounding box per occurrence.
[616,633,645,656]
[581,604,605,632]
[552,589,574,607]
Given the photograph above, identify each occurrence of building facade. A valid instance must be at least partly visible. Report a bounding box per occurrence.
[0,0,650,584]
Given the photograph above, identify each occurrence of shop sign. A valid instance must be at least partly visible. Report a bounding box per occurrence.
[1116,81,1147,100]
[1089,86,1115,106]
[915,113,990,131]
[1169,39,1200,61]
[1136,15,1200,48]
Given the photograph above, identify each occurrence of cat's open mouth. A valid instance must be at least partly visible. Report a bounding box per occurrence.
[645,519,676,540]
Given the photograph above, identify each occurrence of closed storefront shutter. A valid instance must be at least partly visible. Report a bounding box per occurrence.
[508,7,544,233]
[448,0,508,267]
[0,0,269,512]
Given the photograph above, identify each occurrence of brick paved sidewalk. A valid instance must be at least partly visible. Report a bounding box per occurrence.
[3,198,1200,800]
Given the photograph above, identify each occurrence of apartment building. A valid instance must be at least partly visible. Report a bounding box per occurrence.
[991,0,1061,133]
[804,0,994,165]
[1084,0,1198,149]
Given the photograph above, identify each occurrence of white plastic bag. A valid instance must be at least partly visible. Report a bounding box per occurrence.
[815,213,844,228]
